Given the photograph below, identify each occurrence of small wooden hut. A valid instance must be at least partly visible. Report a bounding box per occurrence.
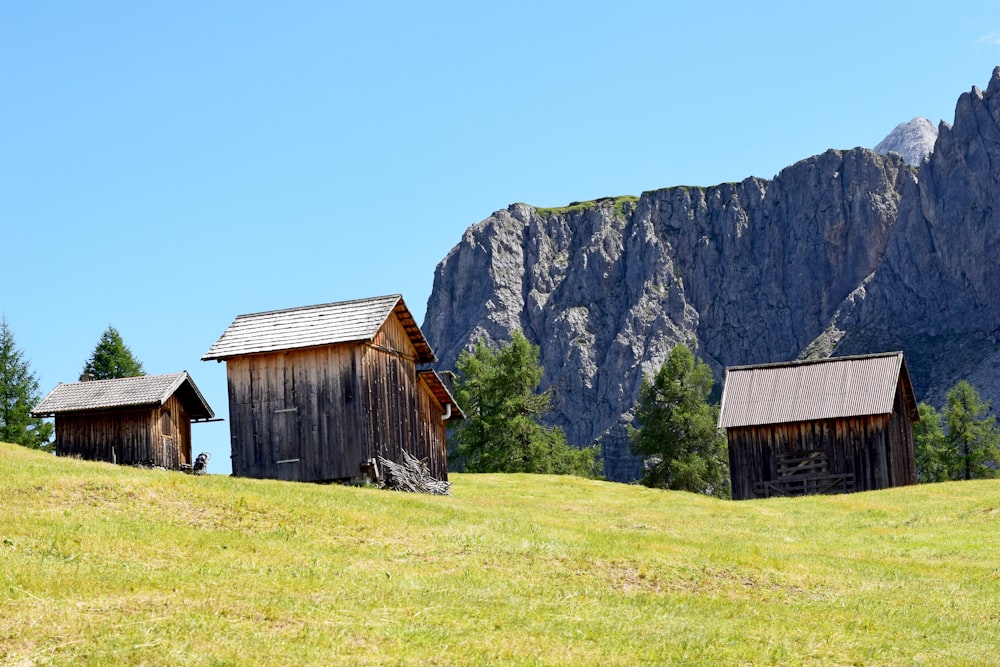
[718,352,918,500]
[201,294,463,483]
[32,372,215,468]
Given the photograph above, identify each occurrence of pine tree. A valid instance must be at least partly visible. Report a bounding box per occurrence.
[913,402,949,483]
[0,317,54,450]
[450,331,601,477]
[628,343,730,498]
[82,326,145,380]
[943,381,999,480]
[914,382,1000,483]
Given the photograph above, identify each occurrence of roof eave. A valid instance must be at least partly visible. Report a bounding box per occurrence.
[897,356,920,421]
[722,410,896,430]
[176,372,216,420]
[201,294,438,365]
[391,297,437,365]
[725,350,905,373]
[32,401,163,418]
[417,369,465,420]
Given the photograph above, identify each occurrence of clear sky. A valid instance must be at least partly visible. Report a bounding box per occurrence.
[4,1,1000,474]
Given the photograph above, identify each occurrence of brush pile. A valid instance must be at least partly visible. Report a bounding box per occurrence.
[378,449,451,496]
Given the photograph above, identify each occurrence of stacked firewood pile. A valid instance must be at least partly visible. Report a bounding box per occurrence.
[377,449,451,496]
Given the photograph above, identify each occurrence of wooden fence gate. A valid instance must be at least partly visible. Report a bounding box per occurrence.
[754,449,855,498]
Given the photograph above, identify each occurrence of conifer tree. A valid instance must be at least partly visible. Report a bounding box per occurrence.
[913,381,999,482]
[943,380,999,480]
[0,317,54,450]
[913,402,949,483]
[629,343,730,498]
[450,331,601,477]
[81,326,145,380]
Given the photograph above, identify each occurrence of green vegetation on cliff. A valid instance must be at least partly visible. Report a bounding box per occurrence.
[532,195,638,220]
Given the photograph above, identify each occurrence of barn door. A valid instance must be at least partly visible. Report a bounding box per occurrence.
[268,402,301,481]
[160,409,177,468]
[161,436,176,468]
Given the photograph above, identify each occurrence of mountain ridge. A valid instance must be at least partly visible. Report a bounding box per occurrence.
[423,68,1000,481]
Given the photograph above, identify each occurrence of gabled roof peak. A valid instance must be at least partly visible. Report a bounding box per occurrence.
[201,294,435,363]
[32,371,214,420]
[726,351,903,372]
[228,293,403,319]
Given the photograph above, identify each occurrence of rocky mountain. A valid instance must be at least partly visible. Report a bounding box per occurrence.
[423,68,1000,482]
[829,74,1000,407]
[874,117,938,166]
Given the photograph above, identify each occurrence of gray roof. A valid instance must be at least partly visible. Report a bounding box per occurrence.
[201,294,436,363]
[32,372,215,420]
[717,352,917,429]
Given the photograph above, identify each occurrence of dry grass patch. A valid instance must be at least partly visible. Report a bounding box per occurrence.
[2,443,1000,665]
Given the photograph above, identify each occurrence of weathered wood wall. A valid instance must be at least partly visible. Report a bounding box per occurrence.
[728,415,886,500]
[886,383,917,486]
[226,343,364,481]
[226,311,448,483]
[165,394,193,467]
[362,313,448,480]
[55,394,191,468]
[415,377,449,481]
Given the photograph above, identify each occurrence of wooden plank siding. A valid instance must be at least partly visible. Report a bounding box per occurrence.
[225,311,448,483]
[226,344,364,482]
[727,378,917,500]
[163,393,194,468]
[362,313,419,476]
[886,383,918,487]
[54,393,193,468]
[415,376,449,481]
[361,314,449,480]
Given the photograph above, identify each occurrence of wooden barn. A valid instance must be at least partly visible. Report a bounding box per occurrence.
[32,372,216,469]
[718,352,919,500]
[201,294,463,483]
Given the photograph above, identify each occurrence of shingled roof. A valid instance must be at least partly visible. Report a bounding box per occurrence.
[32,372,215,420]
[201,294,436,363]
[717,352,918,429]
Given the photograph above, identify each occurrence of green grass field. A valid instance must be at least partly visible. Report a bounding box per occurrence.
[2,441,998,666]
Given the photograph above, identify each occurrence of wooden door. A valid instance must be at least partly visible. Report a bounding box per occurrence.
[268,402,301,481]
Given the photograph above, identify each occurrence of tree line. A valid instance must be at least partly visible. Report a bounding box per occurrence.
[447,334,729,494]
[447,332,999,495]
[5,315,997,490]
[913,382,1000,482]
[0,319,145,451]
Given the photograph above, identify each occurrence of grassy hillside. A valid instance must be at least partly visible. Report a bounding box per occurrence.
[2,442,999,666]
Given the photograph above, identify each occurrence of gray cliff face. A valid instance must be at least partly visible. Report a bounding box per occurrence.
[874,117,938,166]
[424,68,1000,482]
[424,150,912,481]
[834,68,1000,407]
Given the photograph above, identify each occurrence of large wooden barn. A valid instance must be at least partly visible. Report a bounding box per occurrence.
[718,352,919,500]
[32,372,215,469]
[202,294,463,483]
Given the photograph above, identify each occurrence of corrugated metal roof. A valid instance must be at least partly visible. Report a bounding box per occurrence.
[32,372,215,419]
[201,294,436,363]
[717,352,916,428]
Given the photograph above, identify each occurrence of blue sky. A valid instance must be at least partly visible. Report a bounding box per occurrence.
[4,1,1000,474]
